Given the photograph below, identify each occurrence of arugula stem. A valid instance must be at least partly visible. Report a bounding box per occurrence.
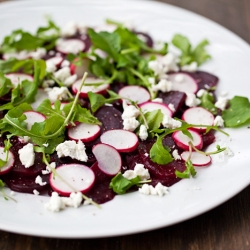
[188,141,226,156]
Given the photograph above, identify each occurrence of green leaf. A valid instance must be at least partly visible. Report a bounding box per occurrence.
[109,172,141,194]
[199,92,217,114]
[193,39,211,66]
[0,179,4,187]
[0,73,12,97]
[175,160,197,178]
[150,136,173,164]
[172,34,191,55]
[222,96,250,127]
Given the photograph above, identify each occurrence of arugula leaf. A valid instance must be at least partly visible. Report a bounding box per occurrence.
[0,179,4,187]
[175,160,197,178]
[199,91,217,115]
[150,136,173,164]
[0,73,12,97]
[109,172,141,194]
[172,34,211,66]
[222,96,250,127]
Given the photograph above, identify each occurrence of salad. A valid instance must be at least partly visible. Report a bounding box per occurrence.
[0,18,248,212]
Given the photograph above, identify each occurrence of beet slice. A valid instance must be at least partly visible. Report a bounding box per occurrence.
[201,131,215,148]
[158,91,186,115]
[185,71,219,90]
[3,173,49,194]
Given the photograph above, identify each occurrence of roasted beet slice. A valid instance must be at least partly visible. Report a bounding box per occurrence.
[3,173,49,194]
[94,105,123,133]
[202,131,215,148]
[85,161,116,204]
[158,91,186,115]
[186,71,219,90]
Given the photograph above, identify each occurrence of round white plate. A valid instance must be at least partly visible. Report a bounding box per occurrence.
[0,0,250,238]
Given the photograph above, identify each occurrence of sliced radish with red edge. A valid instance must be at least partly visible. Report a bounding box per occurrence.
[181,151,211,166]
[118,86,150,104]
[172,129,203,151]
[0,148,15,175]
[24,111,46,130]
[49,163,95,196]
[72,77,109,98]
[100,129,138,152]
[92,143,122,176]
[46,56,63,67]
[56,39,85,55]
[168,72,198,94]
[139,101,173,117]
[31,88,49,110]
[182,107,214,133]
[5,73,33,87]
[70,58,92,78]
[68,122,101,142]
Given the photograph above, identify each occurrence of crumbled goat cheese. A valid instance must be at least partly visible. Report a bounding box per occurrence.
[61,21,78,37]
[18,136,30,143]
[35,175,47,186]
[33,189,40,195]
[185,92,201,107]
[123,117,140,131]
[172,149,181,160]
[3,50,30,60]
[45,192,65,212]
[48,50,55,56]
[18,143,35,168]
[148,77,155,85]
[42,79,55,88]
[42,162,56,175]
[123,163,150,181]
[224,146,234,156]
[46,61,57,73]
[161,52,179,72]
[83,198,93,206]
[54,66,71,81]
[152,98,163,103]
[148,60,165,76]
[64,74,77,86]
[45,86,68,103]
[152,79,173,93]
[162,115,182,129]
[215,96,228,110]
[61,59,70,67]
[61,192,83,208]
[122,103,140,119]
[214,115,224,127]
[56,38,84,54]
[56,140,88,162]
[30,48,46,60]
[181,61,198,72]
[168,103,175,112]
[196,89,206,98]
[139,124,148,141]
[139,183,169,196]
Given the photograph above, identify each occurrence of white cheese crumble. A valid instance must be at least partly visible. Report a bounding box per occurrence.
[33,189,40,195]
[18,143,35,168]
[162,115,182,129]
[123,163,150,181]
[139,124,148,141]
[214,115,224,127]
[172,149,181,160]
[196,89,206,98]
[29,48,46,60]
[60,21,78,37]
[35,175,47,186]
[152,98,163,103]
[56,140,88,162]
[139,183,169,196]
[152,79,173,93]
[61,192,83,208]
[185,92,201,107]
[61,59,70,67]
[45,86,68,103]
[181,61,198,72]
[123,117,140,131]
[168,103,175,112]
[42,162,56,175]
[215,96,228,110]
[148,60,165,76]
[161,52,179,72]
[122,101,140,119]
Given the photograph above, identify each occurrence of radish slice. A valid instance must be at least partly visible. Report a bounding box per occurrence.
[49,164,95,196]
[182,107,214,133]
[0,148,15,175]
[46,56,63,67]
[70,58,92,78]
[72,77,109,98]
[5,73,33,87]
[67,122,101,142]
[31,88,49,110]
[100,129,138,152]
[24,111,46,130]
[118,86,150,104]
[172,129,203,151]
[168,72,198,94]
[56,39,85,54]
[139,101,173,117]
[181,151,212,166]
[92,143,122,176]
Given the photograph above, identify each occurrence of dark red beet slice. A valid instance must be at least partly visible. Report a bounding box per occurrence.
[94,105,123,133]
[202,131,215,148]
[158,91,186,115]
[185,71,219,90]
[3,173,49,194]
[85,161,116,204]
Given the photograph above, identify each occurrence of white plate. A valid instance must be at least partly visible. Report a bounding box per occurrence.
[0,0,250,238]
